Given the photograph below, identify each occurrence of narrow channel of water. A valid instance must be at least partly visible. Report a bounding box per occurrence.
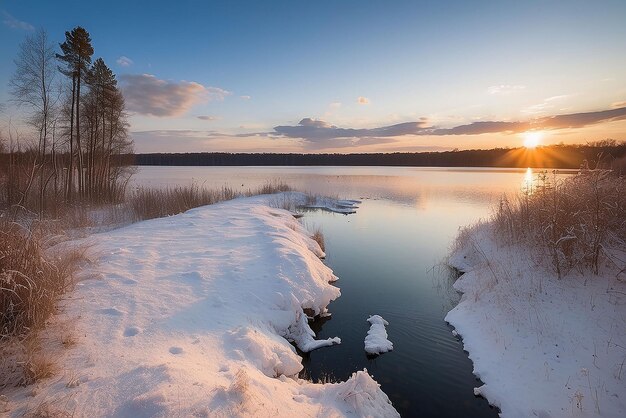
[300,199,497,417]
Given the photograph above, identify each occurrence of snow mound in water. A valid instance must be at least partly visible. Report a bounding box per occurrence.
[364,315,393,354]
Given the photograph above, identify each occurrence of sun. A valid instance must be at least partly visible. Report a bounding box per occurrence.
[523,131,543,149]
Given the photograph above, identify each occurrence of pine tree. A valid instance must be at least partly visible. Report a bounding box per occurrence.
[56,26,94,201]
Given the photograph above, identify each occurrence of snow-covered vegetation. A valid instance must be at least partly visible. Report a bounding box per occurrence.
[495,169,626,278]
[447,171,626,417]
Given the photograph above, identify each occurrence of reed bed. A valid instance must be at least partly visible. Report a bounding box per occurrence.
[128,181,291,221]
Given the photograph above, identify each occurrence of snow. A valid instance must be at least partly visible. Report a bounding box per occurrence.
[304,197,361,214]
[364,315,393,355]
[446,223,626,418]
[3,193,398,417]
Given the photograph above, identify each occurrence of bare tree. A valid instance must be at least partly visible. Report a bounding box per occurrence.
[9,28,58,215]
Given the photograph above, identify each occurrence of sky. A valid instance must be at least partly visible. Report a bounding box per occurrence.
[1,0,626,153]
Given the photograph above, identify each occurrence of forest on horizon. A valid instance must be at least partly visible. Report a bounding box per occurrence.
[131,140,626,170]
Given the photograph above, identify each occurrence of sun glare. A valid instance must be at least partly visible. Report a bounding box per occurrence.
[523,131,542,149]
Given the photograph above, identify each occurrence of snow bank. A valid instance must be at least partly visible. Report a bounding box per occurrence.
[446,223,626,418]
[3,193,398,417]
[364,315,393,355]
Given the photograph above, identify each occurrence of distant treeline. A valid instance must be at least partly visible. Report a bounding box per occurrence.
[133,141,626,170]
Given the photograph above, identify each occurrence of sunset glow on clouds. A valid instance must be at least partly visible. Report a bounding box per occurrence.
[120,74,230,117]
[1,0,625,153]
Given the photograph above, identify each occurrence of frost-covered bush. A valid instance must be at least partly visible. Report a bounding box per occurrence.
[494,170,626,277]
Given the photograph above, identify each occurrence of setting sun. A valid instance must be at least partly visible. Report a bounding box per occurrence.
[523,131,543,148]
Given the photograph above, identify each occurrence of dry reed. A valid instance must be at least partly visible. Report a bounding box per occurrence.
[129,181,290,221]
[493,169,626,277]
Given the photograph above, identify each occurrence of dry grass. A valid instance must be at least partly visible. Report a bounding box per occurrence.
[1,218,84,339]
[21,346,56,385]
[23,397,75,418]
[494,170,626,278]
[311,227,325,252]
[129,181,290,221]
[60,332,77,349]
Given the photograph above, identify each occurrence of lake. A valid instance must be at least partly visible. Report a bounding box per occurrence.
[131,166,565,417]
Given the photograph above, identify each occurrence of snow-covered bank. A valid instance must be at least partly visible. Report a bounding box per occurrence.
[4,193,398,417]
[446,224,626,418]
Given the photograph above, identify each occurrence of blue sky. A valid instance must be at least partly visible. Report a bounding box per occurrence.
[1,0,626,152]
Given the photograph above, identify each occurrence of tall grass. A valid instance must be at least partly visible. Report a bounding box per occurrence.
[0,218,84,340]
[494,169,626,278]
[129,181,291,221]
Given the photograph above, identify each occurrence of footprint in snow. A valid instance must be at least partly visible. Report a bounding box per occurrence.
[169,346,183,354]
[98,307,126,316]
[123,326,142,337]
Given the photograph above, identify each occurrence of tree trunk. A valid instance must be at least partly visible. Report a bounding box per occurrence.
[67,74,76,202]
[76,66,84,199]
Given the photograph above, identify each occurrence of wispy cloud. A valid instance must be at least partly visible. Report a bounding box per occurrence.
[329,102,342,109]
[116,56,133,67]
[197,115,221,121]
[120,74,230,117]
[240,95,251,100]
[487,84,526,95]
[272,105,626,141]
[2,11,34,30]
[612,101,626,109]
[357,96,370,105]
[522,94,571,114]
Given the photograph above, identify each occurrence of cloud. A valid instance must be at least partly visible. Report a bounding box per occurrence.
[536,106,626,130]
[274,118,430,141]
[522,94,571,114]
[272,105,626,141]
[429,121,530,135]
[240,95,251,100]
[612,101,626,109]
[2,11,34,30]
[120,74,230,117]
[329,102,342,109]
[487,84,526,95]
[116,56,133,67]
[197,115,221,121]
[357,96,370,105]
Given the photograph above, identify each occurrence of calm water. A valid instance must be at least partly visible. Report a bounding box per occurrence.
[132,166,563,417]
